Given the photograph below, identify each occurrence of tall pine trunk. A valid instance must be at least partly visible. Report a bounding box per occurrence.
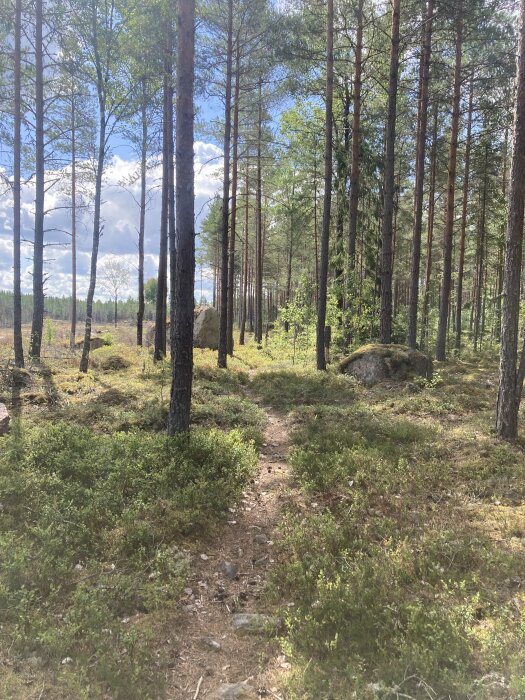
[79,94,106,371]
[227,40,240,356]
[70,93,77,350]
[137,81,147,346]
[154,23,173,362]
[421,103,438,349]
[30,0,45,358]
[454,75,473,351]
[407,0,433,348]
[218,0,233,368]
[496,0,525,438]
[168,0,195,435]
[13,0,24,367]
[316,0,333,370]
[239,166,249,345]
[436,3,463,360]
[255,81,263,345]
[347,0,364,268]
[379,0,401,344]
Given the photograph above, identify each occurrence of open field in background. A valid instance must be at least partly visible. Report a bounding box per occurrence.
[0,322,523,698]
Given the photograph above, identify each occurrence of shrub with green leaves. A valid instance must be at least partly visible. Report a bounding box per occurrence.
[0,422,256,697]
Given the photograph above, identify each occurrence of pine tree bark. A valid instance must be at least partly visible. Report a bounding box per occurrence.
[316,0,334,370]
[474,145,489,351]
[154,23,173,362]
[496,0,525,438]
[435,3,463,360]
[227,40,240,356]
[347,0,364,268]
[421,103,438,349]
[455,75,473,351]
[30,0,45,358]
[255,81,264,345]
[80,2,109,373]
[379,0,401,345]
[239,167,249,345]
[218,0,233,368]
[13,0,24,367]
[70,93,77,350]
[168,0,195,435]
[79,124,105,371]
[407,0,433,349]
[137,81,147,346]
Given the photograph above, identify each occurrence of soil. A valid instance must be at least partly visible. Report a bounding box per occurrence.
[167,395,293,699]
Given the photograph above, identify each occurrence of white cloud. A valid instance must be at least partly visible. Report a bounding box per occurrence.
[0,141,222,301]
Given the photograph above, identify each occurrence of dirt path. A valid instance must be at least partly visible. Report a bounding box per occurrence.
[167,397,293,699]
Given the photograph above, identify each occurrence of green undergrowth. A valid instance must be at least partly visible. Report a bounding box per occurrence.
[250,368,356,411]
[263,365,525,699]
[0,422,257,698]
[0,344,266,442]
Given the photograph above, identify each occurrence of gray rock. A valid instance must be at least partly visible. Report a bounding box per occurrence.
[220,561,239,580]
[0,403,9,435]
[232,613,280,635]
[201,636,222,651]
[211,681,253,699]
[340,343,433,387]
[254,533,269,545]
[145,306,219,350]
[193,305,220,350]
[74,336,105,351]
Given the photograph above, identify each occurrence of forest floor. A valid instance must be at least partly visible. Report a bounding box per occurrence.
[0,322,524,699]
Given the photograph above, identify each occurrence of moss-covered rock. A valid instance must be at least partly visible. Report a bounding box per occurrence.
[339,343,433,386]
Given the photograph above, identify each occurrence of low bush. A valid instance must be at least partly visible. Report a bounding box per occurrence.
[0,422,257,697]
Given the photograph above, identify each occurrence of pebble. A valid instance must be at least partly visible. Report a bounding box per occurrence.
[220,561,239,580]
[211,681,253,699]
[254,533,269,544]
[201,636,222,651]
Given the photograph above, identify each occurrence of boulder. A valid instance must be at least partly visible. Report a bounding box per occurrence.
[145,306,220,350]
[0,403,10,435]
[211,681,253,700]
[74,337,105,351]
[232,613,281,635]
[193,305,219,350]
[339,344,433,387]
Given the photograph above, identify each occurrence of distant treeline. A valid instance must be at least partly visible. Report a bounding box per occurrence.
[0,291,155,327]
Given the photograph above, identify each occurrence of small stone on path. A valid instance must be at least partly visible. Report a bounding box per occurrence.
[211,680,253,699]
[220,561,239,580]
[201,636,222,651]
[232,613,280,635]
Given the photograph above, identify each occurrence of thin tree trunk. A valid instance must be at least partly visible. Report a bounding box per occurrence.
[80,98,106,370]
[154,23,172,362]
[455,75,473,351]
[137,81,147,346]
[495,126,509,341]
[316,0,333,370]
[30,0,45,358]
[474,145,488,351]
[168,0,195,435]
[436,3,463,360]
[348,0,364,267]
[255,81,263,345]
[421,103,438,349]
[239,166,249,345]
[407,0,433,348]
[379,0,401,344]
[227,39,240,356]
[218,0,233,368]
[70,93,77,350]
[13,0,24,367]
